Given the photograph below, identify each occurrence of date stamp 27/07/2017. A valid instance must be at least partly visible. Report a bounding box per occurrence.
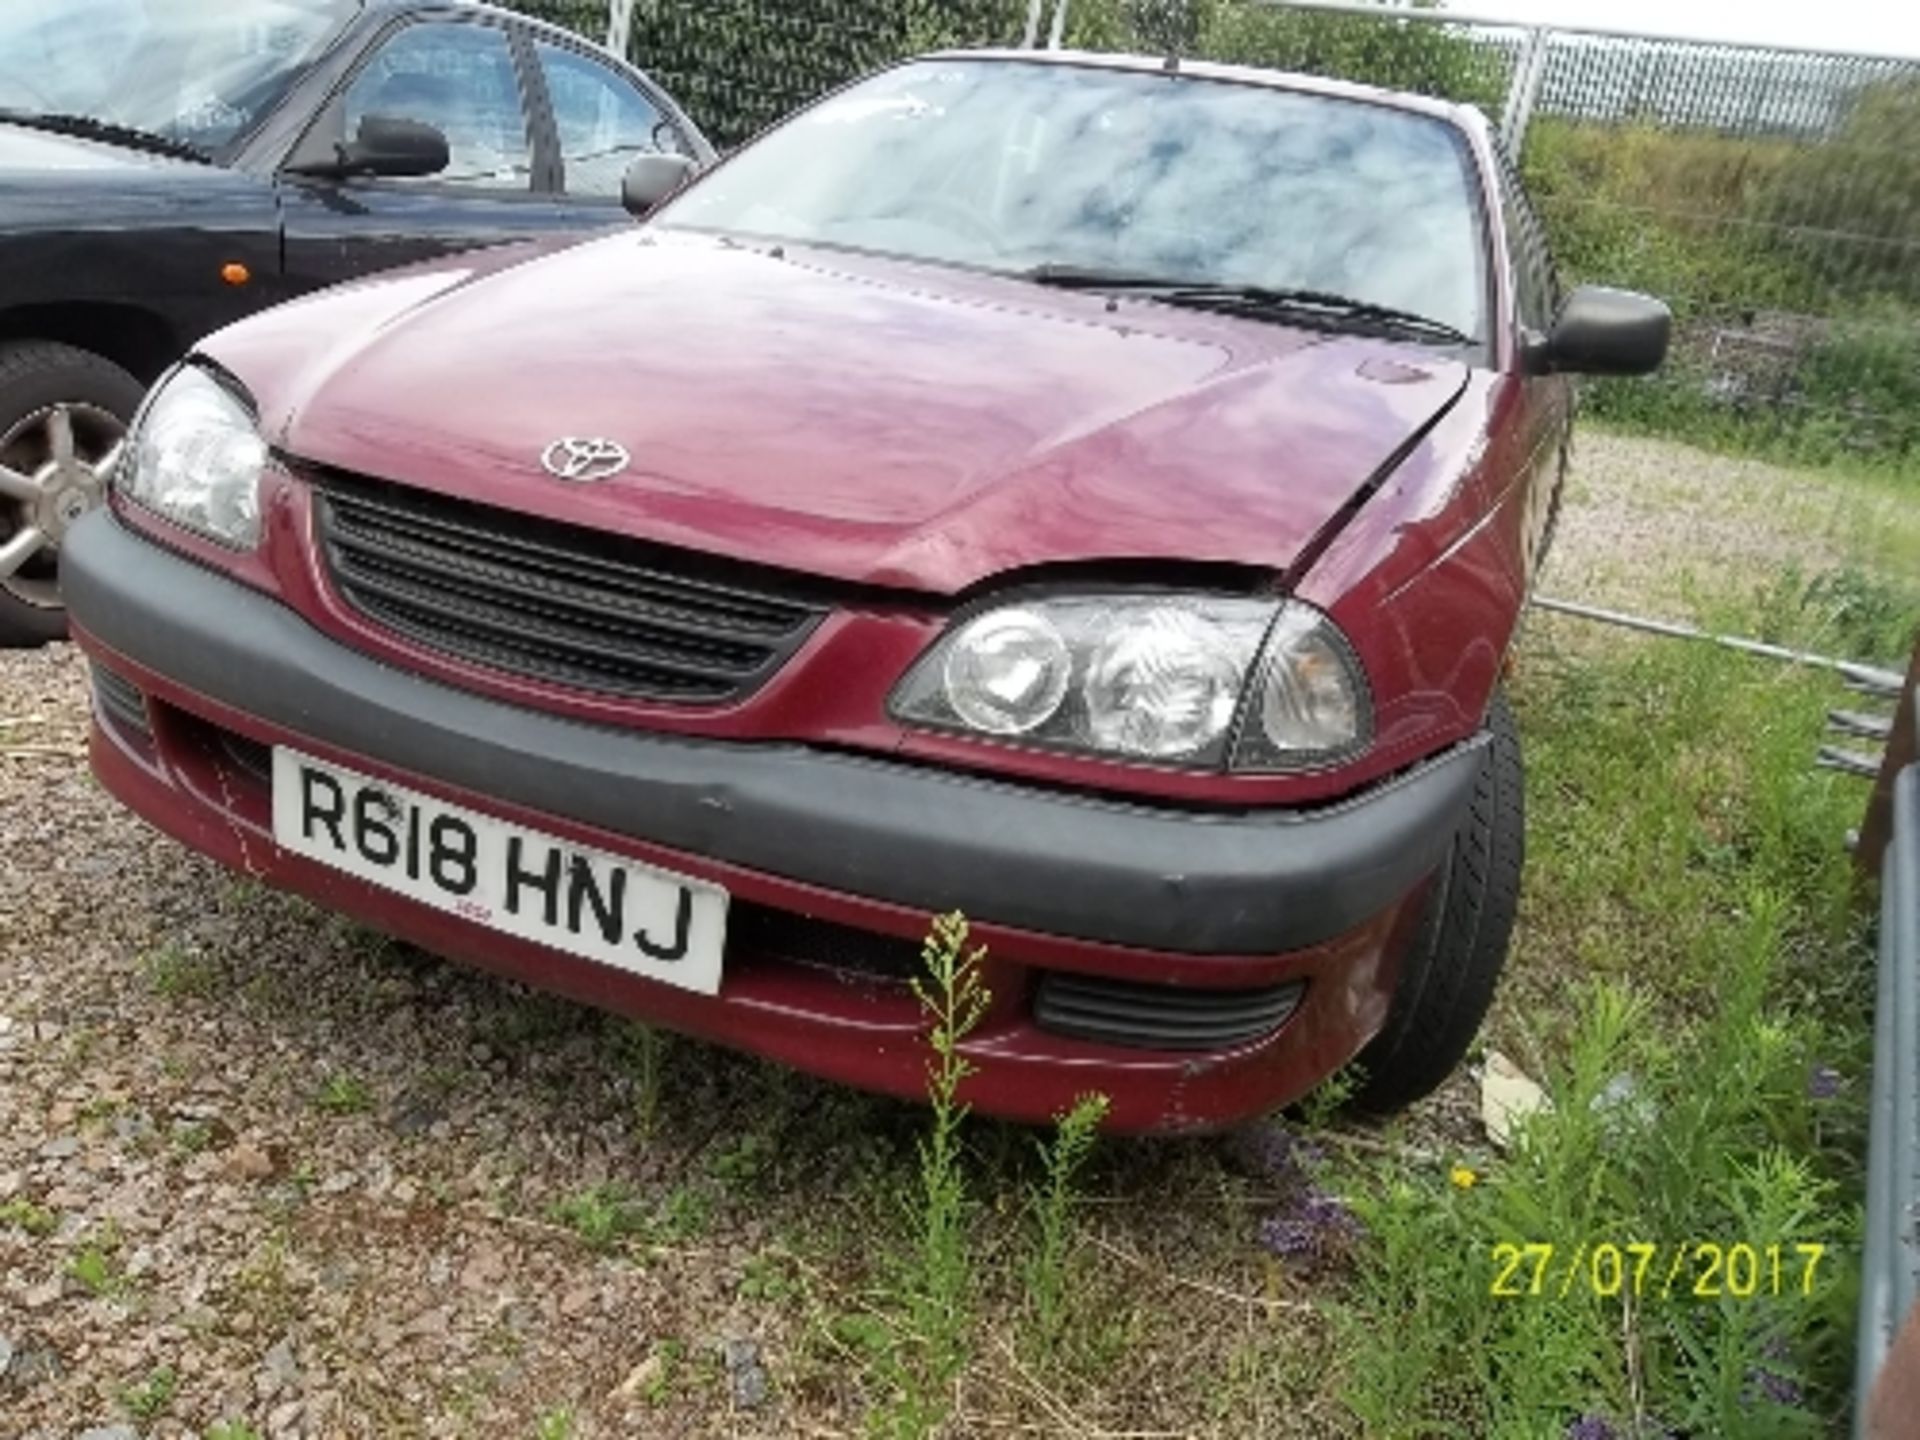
[1490,1241,1830,1300]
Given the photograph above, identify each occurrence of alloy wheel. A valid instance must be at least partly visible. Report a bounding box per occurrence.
[0,401,128,608]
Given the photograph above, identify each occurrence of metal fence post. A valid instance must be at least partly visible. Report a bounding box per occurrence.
[606,0,637,59]
[1021,0,1045,49]
[1499,26,1549,153]
[1857,763,1920,1434]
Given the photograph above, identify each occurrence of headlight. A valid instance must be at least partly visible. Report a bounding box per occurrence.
[119,364,267,548]
[891,594,1371,770]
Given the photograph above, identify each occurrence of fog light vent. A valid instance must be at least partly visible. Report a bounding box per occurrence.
[729,903,923,982]
[218,731,273,785]
[90,662,150,740]
[1034,973,1306,1051]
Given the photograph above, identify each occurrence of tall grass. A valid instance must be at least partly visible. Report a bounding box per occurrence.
[1335,615,1874,1437]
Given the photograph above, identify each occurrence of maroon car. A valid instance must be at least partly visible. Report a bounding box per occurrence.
[60,52,1667,1132]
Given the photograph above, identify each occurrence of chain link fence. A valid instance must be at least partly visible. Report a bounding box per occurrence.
[509,0,1035,146]
[505,0,1920,474]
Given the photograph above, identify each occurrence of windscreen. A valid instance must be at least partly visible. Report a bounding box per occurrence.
[0,0,350,154]
[661,58,1488,339]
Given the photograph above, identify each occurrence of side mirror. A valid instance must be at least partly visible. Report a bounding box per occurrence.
[286,115,451,180]
[622,152,696,218]
[346,115,450,178]
[1533,285,1671,377]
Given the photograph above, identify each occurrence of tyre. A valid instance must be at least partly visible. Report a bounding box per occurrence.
[1348,688,1526,1114]
[0,341,144,649]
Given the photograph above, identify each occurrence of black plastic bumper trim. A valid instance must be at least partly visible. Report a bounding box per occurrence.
[63,511,1486,956]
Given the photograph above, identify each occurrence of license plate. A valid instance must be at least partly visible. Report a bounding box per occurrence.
[270,748,727,994]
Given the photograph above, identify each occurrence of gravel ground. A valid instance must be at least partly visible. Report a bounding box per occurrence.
[3,645,789,1439]
[1547,427,1920,627]
[0,427,1869,1438]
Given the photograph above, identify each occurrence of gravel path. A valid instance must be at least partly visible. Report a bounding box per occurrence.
[2,649,933,1438]
[1547,427,1919,626]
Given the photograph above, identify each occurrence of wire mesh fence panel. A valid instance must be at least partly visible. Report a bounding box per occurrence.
[624,0,1034,149]
[1059,0,1520,110]
[497,1,1036,148]
[1522,32,1920,471]
[501,0,609,43]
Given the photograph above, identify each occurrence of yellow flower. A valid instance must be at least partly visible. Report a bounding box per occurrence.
[1450,1165,1479,1190]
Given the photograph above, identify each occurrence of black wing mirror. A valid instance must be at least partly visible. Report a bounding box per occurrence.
[287,115,449,180]
[622,152,696,218]
[1531,285,1671,377]
[341,115,450,178]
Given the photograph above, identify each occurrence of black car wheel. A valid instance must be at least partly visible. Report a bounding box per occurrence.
[0,341,143,649]
[1348,688,1526,1114]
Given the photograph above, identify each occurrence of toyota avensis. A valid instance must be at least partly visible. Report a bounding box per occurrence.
[61,52,1668,1132]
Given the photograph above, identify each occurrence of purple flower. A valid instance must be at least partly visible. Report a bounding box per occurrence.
[1257,1186,1361,1259]
[1240,1123,1327,1181]
[1259,1214,1317,1257]
[1808,1065,1842,1101]
[1564,1416,1617,1440]
[1297,1190,1359,1234]
[1744,1366,1804,1408]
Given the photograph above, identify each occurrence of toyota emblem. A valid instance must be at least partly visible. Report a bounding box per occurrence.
[540,437,631,483]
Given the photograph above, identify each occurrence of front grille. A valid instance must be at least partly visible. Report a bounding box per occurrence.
[1034,973,1306,1052]
[312,473,829,704]
[90,662,149,739]
[729,903,923,983]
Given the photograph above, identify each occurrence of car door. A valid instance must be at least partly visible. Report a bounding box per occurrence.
[276,14,566,290]
[524,36,701,226]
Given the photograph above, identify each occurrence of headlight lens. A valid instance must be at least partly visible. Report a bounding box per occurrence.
[120,364,267,548]
[1081,607,1249,759]
[941,608,1072,735]
[893,593,1371,770]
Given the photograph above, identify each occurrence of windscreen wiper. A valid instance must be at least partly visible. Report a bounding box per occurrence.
[0,109,212,164]
[1025,264,1472,344]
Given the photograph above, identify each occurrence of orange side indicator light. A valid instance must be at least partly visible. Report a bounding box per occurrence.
[220,262,251,287]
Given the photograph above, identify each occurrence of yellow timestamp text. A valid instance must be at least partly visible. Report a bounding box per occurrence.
[1489,1241,1829,1300]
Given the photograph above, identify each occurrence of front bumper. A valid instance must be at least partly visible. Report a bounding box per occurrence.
[65,512,1482,1130]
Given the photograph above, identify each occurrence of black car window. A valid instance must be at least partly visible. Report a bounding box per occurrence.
[535,40,685,200]
[343,21,532,190]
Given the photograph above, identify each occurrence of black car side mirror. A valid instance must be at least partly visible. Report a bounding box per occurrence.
[1530,285,1671,377]
[622,152,696,218]
[340,115,450,179]
[286,115,449,181]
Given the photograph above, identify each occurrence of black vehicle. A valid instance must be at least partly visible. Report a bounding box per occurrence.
[0,0,714,646]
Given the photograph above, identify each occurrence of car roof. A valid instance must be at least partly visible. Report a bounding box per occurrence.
[924,48,1491,135]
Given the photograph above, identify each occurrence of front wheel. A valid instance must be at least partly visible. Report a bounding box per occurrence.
[0,340,143,649]
[1348,688,1526,1114]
